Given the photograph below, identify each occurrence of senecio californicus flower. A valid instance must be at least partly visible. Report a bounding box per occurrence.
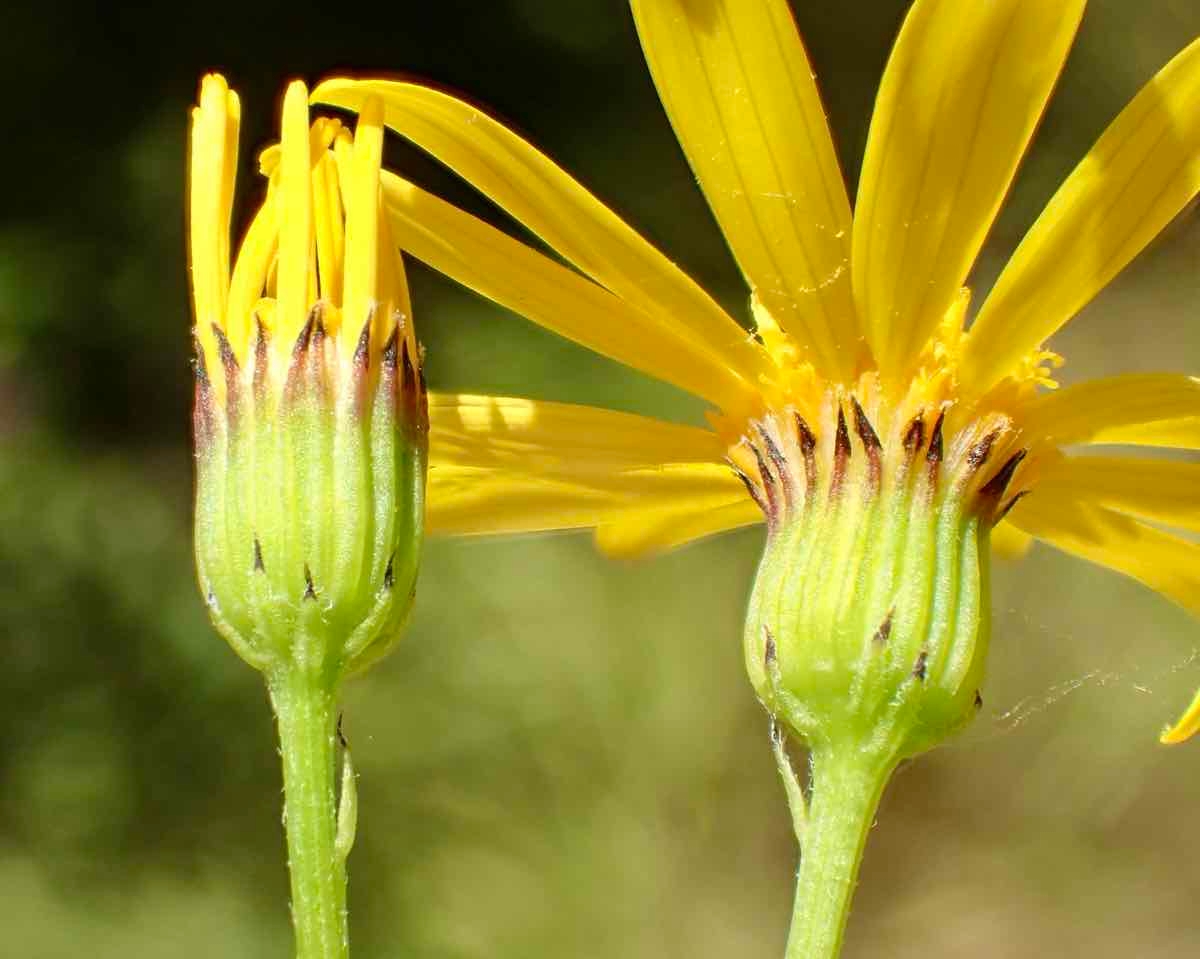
[189,75,426,958]
[190,75,426,680]
[314,0,1197,954]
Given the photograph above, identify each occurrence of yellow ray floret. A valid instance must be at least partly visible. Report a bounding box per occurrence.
[853,0,1085,378]
[630,0,857,381]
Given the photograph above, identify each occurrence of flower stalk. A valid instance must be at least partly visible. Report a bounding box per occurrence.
[270,667,348,959]
[784,746,893,959]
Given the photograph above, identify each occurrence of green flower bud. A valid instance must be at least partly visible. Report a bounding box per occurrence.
[741,394,1024,762]
[190,77,426,683]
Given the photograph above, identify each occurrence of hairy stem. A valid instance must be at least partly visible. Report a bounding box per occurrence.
[269,668,348,959]
[784,745,893,959]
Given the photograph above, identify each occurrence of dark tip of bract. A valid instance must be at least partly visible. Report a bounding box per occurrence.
[291,305,322,361]
[303,564,317,601]
[751,441,780,518]
[967,427,1002,472]
[352,313,373,371]
[755,425,790,510]
[731,463,768,515]
[912,648,929,682]
[211,324,239,380]
[834,406,851,460]
[850,397,881,453]
[974,690,984,710]
[253,535,265,573]
[902,413,926,458]
[400,337,415,397]
[979,448,1028,502]
[831,405,851,495]
[872,610,893,645]
[381,325,399,369]
[794,412,817,456]
[926,410,945,465]
[252,315,271,399]
[763,625,777,666]
[192,335,211,385]
[383,553,395,590]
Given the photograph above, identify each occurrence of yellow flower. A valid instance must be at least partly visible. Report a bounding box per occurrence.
[189,74,425,678]
[314,2,1200,739]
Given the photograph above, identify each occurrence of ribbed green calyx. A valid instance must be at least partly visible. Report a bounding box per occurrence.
[742,397,1025,761]
[193,307,427,686]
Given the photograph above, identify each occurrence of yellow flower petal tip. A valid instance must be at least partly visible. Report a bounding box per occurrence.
[1160,690,1200,745]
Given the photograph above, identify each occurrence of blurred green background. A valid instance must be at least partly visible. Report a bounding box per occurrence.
[2,1,1198,956]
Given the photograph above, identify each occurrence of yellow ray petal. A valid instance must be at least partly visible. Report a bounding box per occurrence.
[276,81,314,352]
[383,175,757,412]
[1038,455,1200,533]
[340,96,384,354]
[595,497,762,559]
[1009,491,1200,615]
[629,0,856,380]
[311,78,765,387]
[429,393,728,480]
[428,463,750,538]
[427,467,626,536]
[964,37,1200,392]
[853,0,1085,378]
[226,190,279,358]
[188,74,240,376]
[427,395,751,538]
[1096,417,1200,449]
[1007,492,1200,743]
[1021,374,1200,448]
[990,521,1033,560]
[1161,689,1200,745]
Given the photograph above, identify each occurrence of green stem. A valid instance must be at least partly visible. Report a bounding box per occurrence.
[784,745,893,959]
[269,668,348,959]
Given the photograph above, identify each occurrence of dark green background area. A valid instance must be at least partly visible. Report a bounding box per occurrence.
[1,1,1198,956]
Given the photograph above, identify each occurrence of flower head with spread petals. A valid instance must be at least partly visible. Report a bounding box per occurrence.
[312,0,1199,739]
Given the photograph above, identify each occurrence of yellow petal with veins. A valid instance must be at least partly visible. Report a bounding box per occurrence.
[629,0,857,381]
[383,174,758,412]
[595,497,761,558]
[339,96,384,355]
[311,78,766,389]
[853,0,1084,379]
[1021,374,1200,448]
[964,37,1200,392]
[276,81,314,355]
[225,190,279,359]
[188,74,240,385]
[430,393,727,479]
[1038,456,1200,533]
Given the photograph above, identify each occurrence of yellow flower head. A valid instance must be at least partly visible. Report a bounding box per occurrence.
[312,1,1200,738]
[188,75,425,679]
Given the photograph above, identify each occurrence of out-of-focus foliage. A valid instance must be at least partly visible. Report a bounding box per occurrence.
[0,1,1197,956]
